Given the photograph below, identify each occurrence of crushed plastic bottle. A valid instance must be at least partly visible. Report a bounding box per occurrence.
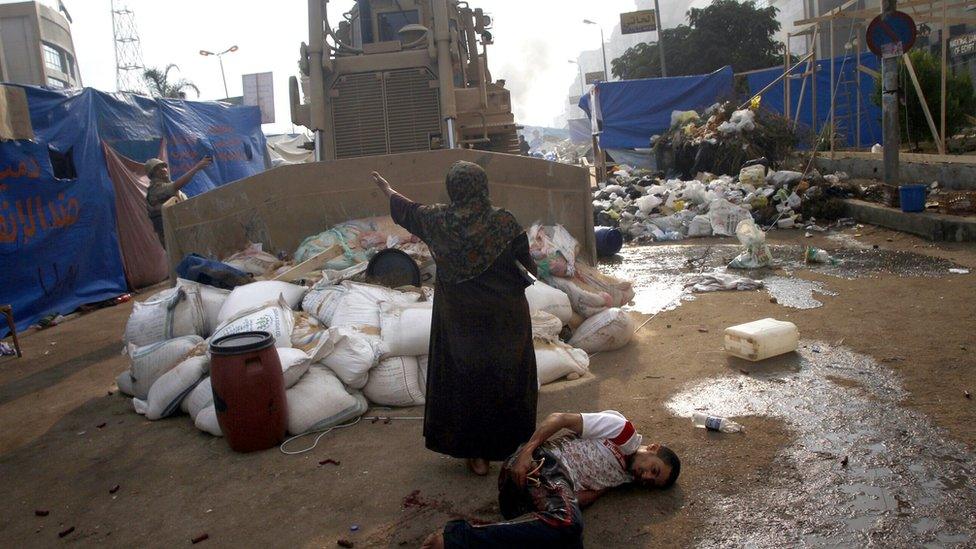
[804,246,840,265]
[692,412,744,433]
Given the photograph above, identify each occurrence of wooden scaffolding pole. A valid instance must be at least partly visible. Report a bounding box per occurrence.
[830,18,835,155]
[903,52,946,154]
[940,0,948,152]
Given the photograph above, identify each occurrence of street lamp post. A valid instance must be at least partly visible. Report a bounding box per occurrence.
[199,45,239,98]
[583,19,609,81]
[568,59,584,95]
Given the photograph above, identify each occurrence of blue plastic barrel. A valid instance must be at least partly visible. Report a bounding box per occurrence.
[899,185,926,213]
[595,226,623,257]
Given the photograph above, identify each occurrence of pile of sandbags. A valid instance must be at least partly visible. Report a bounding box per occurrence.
[115,222,639,444]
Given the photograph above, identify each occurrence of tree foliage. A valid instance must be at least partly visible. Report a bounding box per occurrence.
[872,49,975,149]
[612,0,784,79]
[143,64,200,99]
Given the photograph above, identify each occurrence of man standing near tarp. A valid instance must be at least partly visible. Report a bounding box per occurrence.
[144,156,211,245]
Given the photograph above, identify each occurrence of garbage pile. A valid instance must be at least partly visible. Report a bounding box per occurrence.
[592,163,857,245]
[116,220,636,440]
[653,103,800,179]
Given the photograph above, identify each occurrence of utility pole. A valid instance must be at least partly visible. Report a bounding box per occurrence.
[199,46,239,99]
[653,0,667,76]
[583,20,609,81]
[881,0,900,185]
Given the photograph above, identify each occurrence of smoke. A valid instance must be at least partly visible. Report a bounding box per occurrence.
[495,38,554,125]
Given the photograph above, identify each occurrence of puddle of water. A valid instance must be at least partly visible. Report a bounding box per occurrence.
[666,343,976,547]
[601,242,964,314]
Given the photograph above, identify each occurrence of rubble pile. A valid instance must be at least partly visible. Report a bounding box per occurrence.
[115,219,637,442]
[592,164,858,244]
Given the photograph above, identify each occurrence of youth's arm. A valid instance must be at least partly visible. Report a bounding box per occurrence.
[577,489,607,508]
[510,413,583,487]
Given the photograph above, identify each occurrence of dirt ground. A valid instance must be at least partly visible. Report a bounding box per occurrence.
[0,225,973,548]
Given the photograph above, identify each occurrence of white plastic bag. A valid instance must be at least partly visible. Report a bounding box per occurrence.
[286,367,368,434]
[222,242,281,276]
[688,215,713,237]
[195,405,222,437]
[210,296,295,348]
[181,376,213,420]
[301,284,350,326]
[123,287,205,347]
[524,280,573,323]
[127,335,205,400]
[379,301,432,358]
[535,341,590,385]
[133,355,209,420]
[277,347,313,388]
[363,356,425,407]
[708,198,752,237]
[569,308,635,353]
[318,327,380,389]
[330,282,420,333]
[216,281,307,325]
[635,195,662,214]
[531,310,564,342]
[176,279,230,337]
[728,219,772,269]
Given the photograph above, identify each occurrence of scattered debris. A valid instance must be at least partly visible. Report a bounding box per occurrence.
[58,526,75,538]
[319,459,341,467]
[34,510,49,517]
[965,391,972,400]
[840,455,849,468]
[191,533,209,544]
[96,422,107,429]
[337,539,355,548]
[109,484,120,494]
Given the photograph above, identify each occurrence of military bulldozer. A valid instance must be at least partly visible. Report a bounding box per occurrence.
[290,0,521,159]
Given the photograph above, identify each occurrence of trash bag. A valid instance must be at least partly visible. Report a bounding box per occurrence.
[708,198,752,237]
[728,219,772,269]
[738,164,766,188]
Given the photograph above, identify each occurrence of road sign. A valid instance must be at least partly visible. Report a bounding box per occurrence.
[866,11,917,58]
[585,71,606,85]
[950,33,976,58]
[620,9,656,35]
[569,95,581,106]
[243,72,275,124]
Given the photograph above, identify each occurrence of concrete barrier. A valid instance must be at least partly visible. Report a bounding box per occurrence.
[814,152,976,191]
[161,149,596,277]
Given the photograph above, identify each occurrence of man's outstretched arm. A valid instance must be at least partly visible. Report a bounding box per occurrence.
[510,413,583,488]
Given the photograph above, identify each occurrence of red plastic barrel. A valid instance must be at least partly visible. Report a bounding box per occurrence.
[209,331,287,453]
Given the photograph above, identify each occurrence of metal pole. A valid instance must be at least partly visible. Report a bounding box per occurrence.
[653,0,667,77]
[940,0,948,152]
[881,0,900,185]
[600,27,609,81]
[785,33,792,120]
[830,18,835,155]
[111,0,119,91]
[856,29,862,148]
[218,55,229,98]
[811,24,818,136]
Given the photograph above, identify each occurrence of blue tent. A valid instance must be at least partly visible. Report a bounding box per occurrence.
[744,52,883,149]
[579,66,735,149]
[0,85,268,336]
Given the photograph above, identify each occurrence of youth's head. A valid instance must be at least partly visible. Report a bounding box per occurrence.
[630,443,681,489]
[145,158,169,180]
[445,161,490,207]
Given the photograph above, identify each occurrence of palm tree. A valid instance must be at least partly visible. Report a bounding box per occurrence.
[142,64,200,99]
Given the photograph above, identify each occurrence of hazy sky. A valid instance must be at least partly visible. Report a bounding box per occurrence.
[11,0,662,132]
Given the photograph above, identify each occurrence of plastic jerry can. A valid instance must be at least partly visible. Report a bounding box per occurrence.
[724,318,798,361]
[210,331,288,452]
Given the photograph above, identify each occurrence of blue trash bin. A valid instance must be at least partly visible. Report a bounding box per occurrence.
[899,185,926,213]
[595,226,623,257]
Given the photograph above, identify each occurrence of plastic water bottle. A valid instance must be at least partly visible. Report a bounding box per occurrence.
[692,412,744,433]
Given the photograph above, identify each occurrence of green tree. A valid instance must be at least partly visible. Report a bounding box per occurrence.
[143,64,200,99]
[872,49,975,150]
[612,0,784,79]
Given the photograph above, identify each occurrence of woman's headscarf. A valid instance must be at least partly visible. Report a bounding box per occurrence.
[413,161,524,284]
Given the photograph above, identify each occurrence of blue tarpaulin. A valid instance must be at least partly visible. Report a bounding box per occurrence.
[579,66,735,149]
[1,85,267,336]
[745,52,883,148]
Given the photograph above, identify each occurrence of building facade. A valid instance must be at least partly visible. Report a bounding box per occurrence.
[0,1,81,89]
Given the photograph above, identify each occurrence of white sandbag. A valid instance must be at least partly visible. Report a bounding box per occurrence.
[222,242,281,276]
[176,279,230,336]
[418,356,428,387]
[290,312,335,362]
[181,376,213,419]
[531,310,564,341]
[329,281,420,331]
[708,198,752,237]
[133,355,209,420]
[301,283,350,326]
[687,215,713,237]
[210,296,295,348]
[728,218,772,269]
[575,263,634,309]
[545,276,610,318]
[569,308,635,353]
[363,356,425,407]
[195,405,223,437]
[127,335,205,400]
[286,367,368,434]
[123,287,205,347]
[277,347,312,388]
[535,341,590,385]
[379,301,432,358]
[317,327,379,389]
[217,281,307,325]
[524,280,573,323]
[116,370,135,396]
